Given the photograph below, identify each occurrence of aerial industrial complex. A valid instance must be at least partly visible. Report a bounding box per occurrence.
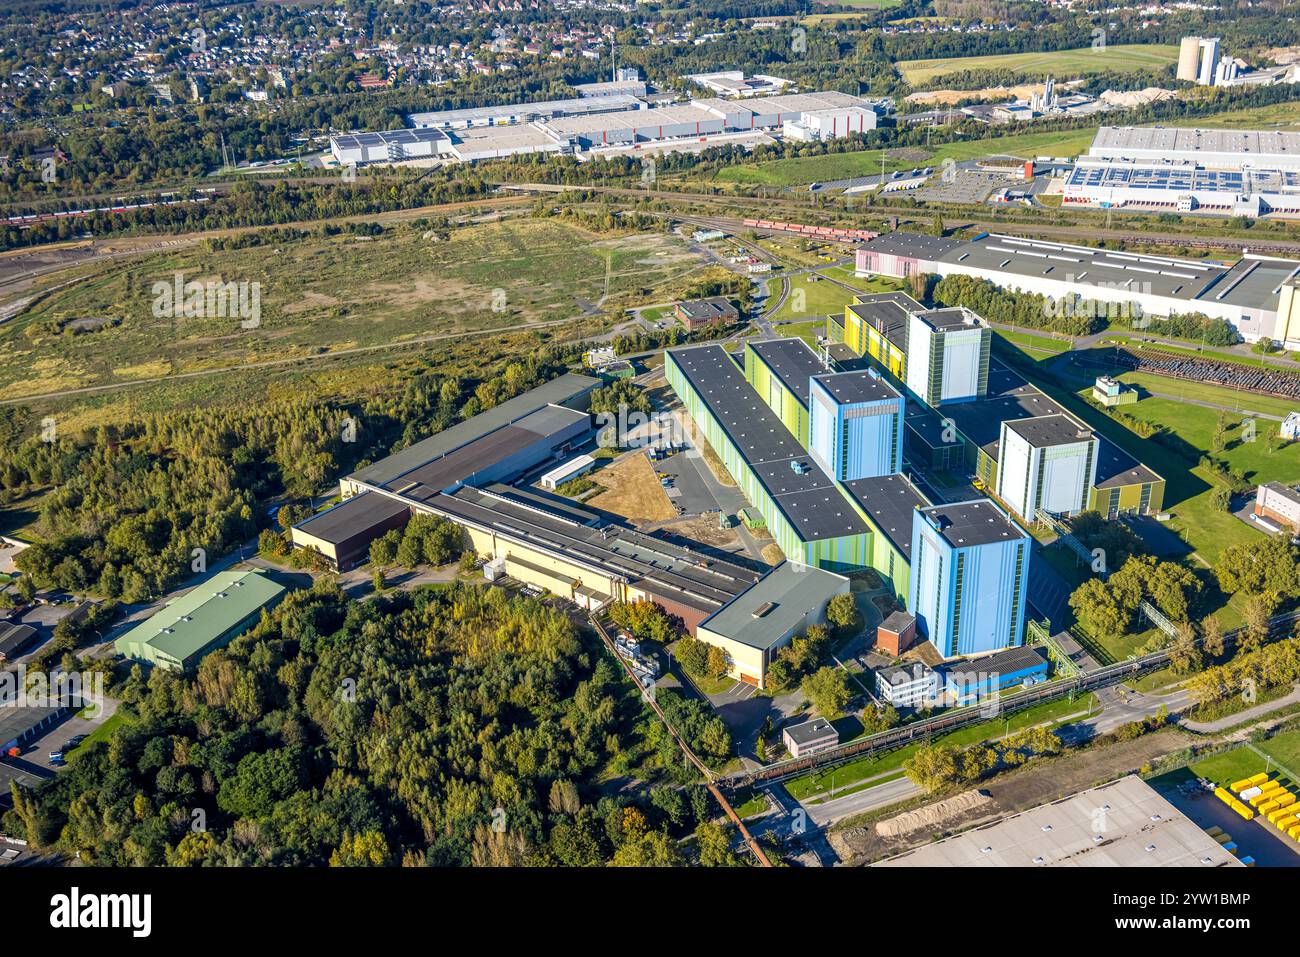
[330,78,880,167]
[1065,126,1300,218]
[666,320,1034,659]
[856,229,1300,349]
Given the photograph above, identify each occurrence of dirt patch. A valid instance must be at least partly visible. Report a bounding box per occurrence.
[282,290,341,315]
[657,514,742,550]
[875,789,990,838]
[760,543,785,566]
[586,452,676,523]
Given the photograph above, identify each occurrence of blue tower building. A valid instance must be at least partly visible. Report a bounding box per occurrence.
[908,498,1029,658]
[807,369,904,482]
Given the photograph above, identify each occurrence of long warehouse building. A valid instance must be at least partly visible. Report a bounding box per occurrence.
[855,230,1300,349]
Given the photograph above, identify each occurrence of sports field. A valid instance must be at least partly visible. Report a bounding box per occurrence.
[897,43,1180,85]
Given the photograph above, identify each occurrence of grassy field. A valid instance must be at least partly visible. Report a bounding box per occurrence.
[783,691,1098,801]
[897,44,1180,85]
[1,218,706,399]
[714,127,1098,187]
[1171,99,1300,132]
[768,274,861,322]
[1004,345,1287,571]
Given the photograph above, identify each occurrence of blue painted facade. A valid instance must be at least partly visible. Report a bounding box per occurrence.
[943,658,1048,706]
[908,504,1030,658]
[807,376,903,482]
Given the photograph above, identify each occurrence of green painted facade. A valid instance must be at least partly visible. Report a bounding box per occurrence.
[667,352,872,572]
[743,345,810,446]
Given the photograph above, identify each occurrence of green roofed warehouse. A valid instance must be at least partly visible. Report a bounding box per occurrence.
[114,570,287,671]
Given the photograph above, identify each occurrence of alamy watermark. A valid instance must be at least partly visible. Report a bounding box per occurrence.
[152,272,262,329]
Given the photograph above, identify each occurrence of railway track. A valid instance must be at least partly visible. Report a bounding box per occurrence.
[504,182,1300,257]
[720,610,1300,792]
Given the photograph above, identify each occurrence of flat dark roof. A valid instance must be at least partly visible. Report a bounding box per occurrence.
[1004,414,1094,448]
[784,717,837,745]
[863,231,967,261]
[812,369,901,406]
[842,473,930,560]
[845,292,919,348]
[382,405,589,499]
[917,498,1026,549]
[348,373,598,488]
[943,645,1047,681]
[668,345,869,541]
[676,296,736,320]
[940,358,1160,488]
[291,492,410,545]
[748,337,826,408]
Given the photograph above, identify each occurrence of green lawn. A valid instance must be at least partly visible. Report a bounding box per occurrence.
[783,691,1097,800]
[897,44,1180,85]
[1258,729,1300,779]
[66,711,126,759]
[994,329,1071,359]
[715,128,1099,188]
[1189,746,1273,788]
[769,274,861,322]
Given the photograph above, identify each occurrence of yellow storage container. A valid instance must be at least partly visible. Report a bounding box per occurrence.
[1236,804,1256,820]
[1231,778,1255,793]
[1269,809,1295,826]
[1215,786,1232,802]
[1276,815,1297,831]
[1274,792,1296,808]
[1258,800,1279,816]
[1290,824,1300,840]
[1249,772,1270,785]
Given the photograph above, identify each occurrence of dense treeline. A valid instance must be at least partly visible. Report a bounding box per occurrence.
[1,174,491,251]
[3,582,740,866]
[932,273,1101,336]
[0,344,582,600]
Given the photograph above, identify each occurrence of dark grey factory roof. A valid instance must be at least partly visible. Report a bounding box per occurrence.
[877,661,932,687]
[747,337,826,408]
[943,645,1047,681]
[916,498,1026,549]
[0,702,66,746]
[428,485,761,613]
[915,306,983,332]
[348,373,598,488]
[812,369,901,406]
[1003,414,1094,448]
[1094,440,1162,490]
[842,473,930,560]
[938,359,1160,488]
[386,424,541,497]
[697,562,847,651]
[291,492,410,545]
[0,622,37,657]
[845,292,921,348]
[862,231,967,261]
[784,716,838,746]
[1195,256,1300,311]
[676,296,736,320]
[825,342,868,370]
[939,234,1228,303]
[667,345,869,541]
